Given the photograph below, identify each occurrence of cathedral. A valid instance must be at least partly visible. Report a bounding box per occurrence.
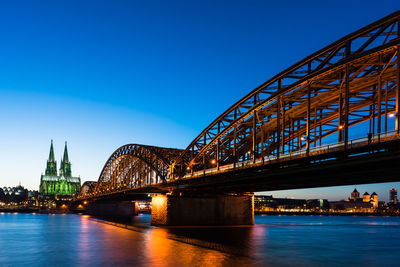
[39,140,81,196]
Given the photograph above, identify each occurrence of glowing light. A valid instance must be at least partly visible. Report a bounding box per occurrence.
[211,159,216,164]
[186,166,190,170]
[389,112,395,118]
[338,125,344,129]
[247,151,251,154]
[83,201,87,205]
[301,136,306,141]
[152,195,167,208]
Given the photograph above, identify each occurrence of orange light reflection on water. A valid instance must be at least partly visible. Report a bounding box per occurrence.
[77,215,92,263]
[144,228,232,267]
[76,216,253,266]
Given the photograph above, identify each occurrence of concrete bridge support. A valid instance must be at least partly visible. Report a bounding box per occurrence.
[86,200,138,221]
[151,194,254,226]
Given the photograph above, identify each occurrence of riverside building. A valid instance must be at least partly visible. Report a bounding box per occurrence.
[390,188,398,204]
[330,189,378,212]
[39,140,81,196]
[348,188,378,208]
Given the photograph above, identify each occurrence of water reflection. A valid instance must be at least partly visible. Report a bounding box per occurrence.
[145,227,252,267]
[164,226,255,256]
[1,213,400,266]
[77,215,91,263]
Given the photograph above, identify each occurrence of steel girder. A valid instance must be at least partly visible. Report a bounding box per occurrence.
[78,181,97,198]
[174,10,400,176]
[91,144,182,197]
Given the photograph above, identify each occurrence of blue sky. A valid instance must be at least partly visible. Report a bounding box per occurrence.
[0,1,399,201]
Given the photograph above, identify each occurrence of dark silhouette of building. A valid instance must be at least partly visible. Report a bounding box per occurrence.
[0,188,5,201]
[1,185,29,203]
[390,188,398,204]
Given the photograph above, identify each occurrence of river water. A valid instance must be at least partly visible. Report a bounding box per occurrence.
[0,213,399,266]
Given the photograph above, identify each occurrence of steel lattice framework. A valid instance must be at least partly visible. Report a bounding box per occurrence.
[78,181,97,197]
[79,10,400,199]
[173,10,400,176]
[88,144,182,197]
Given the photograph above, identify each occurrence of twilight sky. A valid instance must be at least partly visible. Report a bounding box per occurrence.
[0,1,399,201]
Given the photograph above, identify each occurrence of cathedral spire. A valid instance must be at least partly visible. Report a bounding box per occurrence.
[49,139,55,162]
[45,140,57,176]
[63,141,69,163]
[60,141,72,177]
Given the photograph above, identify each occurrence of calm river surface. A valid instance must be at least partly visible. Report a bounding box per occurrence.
[0,213,399,266]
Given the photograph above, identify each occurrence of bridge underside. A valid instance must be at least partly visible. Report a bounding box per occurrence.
[170,141,400,193]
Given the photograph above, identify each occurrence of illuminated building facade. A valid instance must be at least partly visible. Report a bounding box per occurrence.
[330,201,374,213]
[345,188,378,210]
[362,192,370,202]
[370,192,378,208]
[254,195,329,212]
[39,141,81,196]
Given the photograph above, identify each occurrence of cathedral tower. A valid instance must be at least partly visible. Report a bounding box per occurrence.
[59,142,72,177]
[45,140,57,176]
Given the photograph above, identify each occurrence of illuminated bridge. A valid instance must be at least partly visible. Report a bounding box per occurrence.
[77,11,400,226]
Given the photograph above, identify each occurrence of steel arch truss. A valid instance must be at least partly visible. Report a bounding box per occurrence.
[93,144,182,197]
[175,10,400,176]
[78,181,97,199]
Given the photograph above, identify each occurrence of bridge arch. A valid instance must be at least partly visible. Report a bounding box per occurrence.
[92,144,182,196]
[175,10,400,175]
[77,181,97,198]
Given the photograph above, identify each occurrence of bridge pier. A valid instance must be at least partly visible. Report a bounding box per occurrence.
[86,200,138,221]
[151,194,254,226]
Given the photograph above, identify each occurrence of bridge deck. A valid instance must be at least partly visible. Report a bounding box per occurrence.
[79,132,400,200]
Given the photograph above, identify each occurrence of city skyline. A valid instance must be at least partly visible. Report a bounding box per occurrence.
[1,1,399,201]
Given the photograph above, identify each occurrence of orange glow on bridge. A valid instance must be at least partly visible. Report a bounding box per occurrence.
[152,195,167,208]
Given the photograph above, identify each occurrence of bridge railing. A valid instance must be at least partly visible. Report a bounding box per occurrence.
[183,131,400,179]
